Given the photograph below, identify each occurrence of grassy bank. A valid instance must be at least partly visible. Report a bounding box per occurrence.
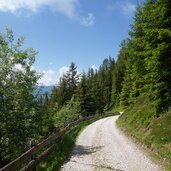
[117,96,171,170]
[36,113,118,171]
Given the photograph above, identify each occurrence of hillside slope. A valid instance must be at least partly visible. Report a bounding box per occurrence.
[117,96,171,170]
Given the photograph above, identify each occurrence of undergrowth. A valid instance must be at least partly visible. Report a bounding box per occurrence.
[117,95,171,170]
[36,113,117,171]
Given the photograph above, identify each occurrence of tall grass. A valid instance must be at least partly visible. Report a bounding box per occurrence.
[117,95,171,170]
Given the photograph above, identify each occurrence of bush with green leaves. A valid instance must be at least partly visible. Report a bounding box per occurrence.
[0,28,44,166]
[53,97,81,130]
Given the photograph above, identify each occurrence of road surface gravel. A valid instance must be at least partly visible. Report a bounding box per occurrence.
[61,116,162,171]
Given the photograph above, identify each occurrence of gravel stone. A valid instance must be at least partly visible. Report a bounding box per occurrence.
[61,116,162,171]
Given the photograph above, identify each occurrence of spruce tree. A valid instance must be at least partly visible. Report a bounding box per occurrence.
[112,41,127,106]
[64,62,80,101]
[77,72,95,117]
[120,0,171,113]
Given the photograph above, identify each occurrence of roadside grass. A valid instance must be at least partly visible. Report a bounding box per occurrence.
[117,95,171,170]
[107,106,124,114]
[36,113,117,171]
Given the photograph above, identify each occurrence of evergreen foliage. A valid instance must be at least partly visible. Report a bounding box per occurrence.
[77,72,96,117]
[112,41,127,107]
[120,0,171,114]
[1,0,171,168]
[64,62,80,100]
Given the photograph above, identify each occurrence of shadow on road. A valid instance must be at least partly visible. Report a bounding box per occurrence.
[65,145,124,170]
[72,145,104,156]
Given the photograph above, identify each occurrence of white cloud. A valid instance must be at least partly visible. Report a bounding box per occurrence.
[14,64,24,71]
[37,66,69,86]
[81,13,95,27]
[107,1,136,16]
[0,0,78,19]
[0,0,95,27]
[0,0,95,26]
[59,66,69,77]
[52,0,78,19]
[30,65,34,70]
[121,1,136,15]
[38,69,57,86]
[13,64,34,71]
[91,65,98,71]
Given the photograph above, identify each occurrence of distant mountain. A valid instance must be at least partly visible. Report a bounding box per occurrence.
[40,86,54,94]
[34,86,55,96]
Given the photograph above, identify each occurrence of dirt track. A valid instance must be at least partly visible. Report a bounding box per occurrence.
[61,116,162,171]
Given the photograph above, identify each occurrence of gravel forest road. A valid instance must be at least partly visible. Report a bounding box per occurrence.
[61,116,162,171]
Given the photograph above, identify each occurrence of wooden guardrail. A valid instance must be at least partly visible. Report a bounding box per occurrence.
[0,113,117,171]
[0,116,95,171]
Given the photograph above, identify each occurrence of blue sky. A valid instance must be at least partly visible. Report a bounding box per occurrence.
[0,0,145,85]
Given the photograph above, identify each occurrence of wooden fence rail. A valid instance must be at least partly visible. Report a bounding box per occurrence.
[0,116,94,171]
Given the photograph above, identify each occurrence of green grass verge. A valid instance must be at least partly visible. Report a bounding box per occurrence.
[117,95,171,170]
[108,106,124,113]
[36,113,117,171]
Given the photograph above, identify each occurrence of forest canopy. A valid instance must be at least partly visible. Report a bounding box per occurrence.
[1,0,171,168]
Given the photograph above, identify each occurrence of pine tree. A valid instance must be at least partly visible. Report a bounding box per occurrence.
[112,41,127,107]
[64,62,80,100]
[141,0,171,113]
[98,57,115,109]
[120,0,171,113]
[77,72,95,117]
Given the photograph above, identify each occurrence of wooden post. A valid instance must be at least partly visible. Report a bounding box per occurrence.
[29,140,36,171]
